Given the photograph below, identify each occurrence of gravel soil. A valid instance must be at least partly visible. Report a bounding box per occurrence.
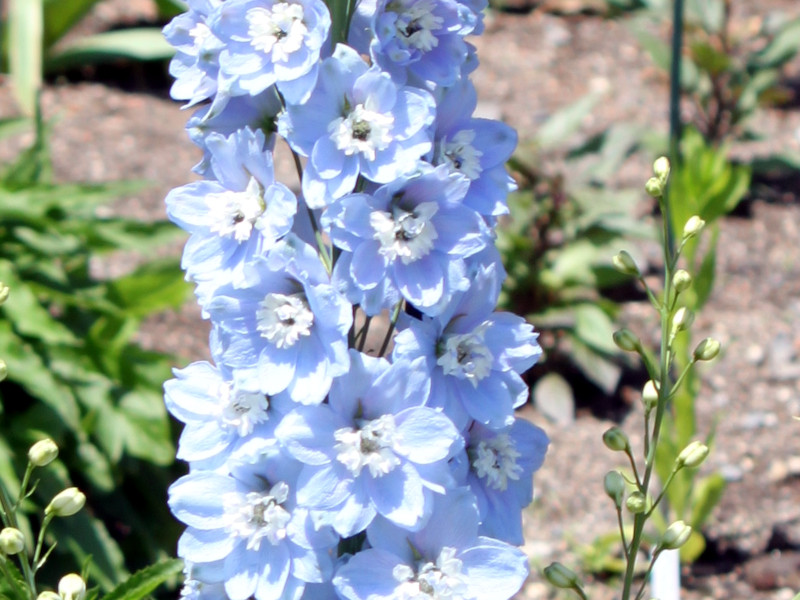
[1,1,800,598]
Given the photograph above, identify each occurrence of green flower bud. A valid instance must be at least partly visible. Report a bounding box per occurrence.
[613,329,641,353]
[659,520,692,550]
[46,487,86,517]
[645,177,664,198]
[682,216,705,239]
[693,338,721,361]
[672,269,692,293]
[642,380,659,411]
[612,251,640,276]
[602,427,630,452]
[58,574,86,600]
[625,491,647,514]
[0,359,6,382]
[653,157,670,182]
[0,283,9,305]
[604,470,625,508]
[671,307,694,333]
[677,441,709,469]
[0,527,25,555]
[28,439,59,467]
[37,593,60,600]
[543,562,580,589]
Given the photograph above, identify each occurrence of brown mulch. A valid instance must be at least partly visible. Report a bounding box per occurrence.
[2,1,800,599]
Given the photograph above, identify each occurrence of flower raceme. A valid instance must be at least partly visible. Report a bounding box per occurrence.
[163,1,548,599]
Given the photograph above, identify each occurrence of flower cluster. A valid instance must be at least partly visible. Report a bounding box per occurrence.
[163,1,548,599]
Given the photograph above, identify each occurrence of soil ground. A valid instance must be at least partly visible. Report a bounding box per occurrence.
[1,1,800,598]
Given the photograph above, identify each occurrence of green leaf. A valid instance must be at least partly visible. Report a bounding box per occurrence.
[116,389,174,465]
[572,303,619,357]
[692,225,719,309]
[8,0,43,115]
[41,0,103,49]
[690,473,726,529]
[106,258,191,318]
[750,17,800,69]
[679,529,706,563]
[46,29,176,72]
[534,92,603,151]
[0,259,78,345]
[690,41,730,76]
[153,0,188,18]
[103,559,184,600]
[0,553,29,600]
[0,117,32,140]
[569,338,622,395]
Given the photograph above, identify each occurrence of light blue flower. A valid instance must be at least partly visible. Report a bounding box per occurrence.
[370,0,470,88]
[278,44,435,208]
[169,438,338,600]
[163,0,225,107]
[333,488,529,600]
[392,261,542,430]
[164,361,300,469]
[186,92,282,177]
[431,79,517,216]
[453,419,549,544]
[275,350,461,537]
[212,0,330,103]
[166,127,297,305]
[206,235,351,404]
[322,164,489,316]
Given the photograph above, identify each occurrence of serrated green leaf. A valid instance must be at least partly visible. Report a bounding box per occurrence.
[0,259,78,345]
[8,0,43,115]
[107,258,190,318]
[0,550,29,600]
[46,29,176,72]
[103,559,184,600]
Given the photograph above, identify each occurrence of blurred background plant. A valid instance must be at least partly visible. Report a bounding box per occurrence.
[1,0,181,116]
[0,99,190,592]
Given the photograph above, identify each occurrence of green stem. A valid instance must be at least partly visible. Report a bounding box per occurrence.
[617,505,630,562]
[0,476,36,598]
[666,0,684,257]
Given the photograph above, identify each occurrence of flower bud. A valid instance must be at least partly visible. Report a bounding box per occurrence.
[693,338,721,361]
[625,491,647,514]
[28,439,59,467]
[543,562,580,589]
[602,427,630,452]
[653,157,670,182]
[37,593,60,600]
[672,269,692,293]
[0,527,25,555]
[58,574,86,600]
[0,283,9,305]
[682,216,705,239]
[659,520,692,550]
[676,441,709,469]
[642,380,659,411]
[46,488,86,517]
[604,470,625,508]
[0,359,6,382]
[612,251,640,276]
[671,307,694,333]
[645,176,664,198]
[613,329,640,353]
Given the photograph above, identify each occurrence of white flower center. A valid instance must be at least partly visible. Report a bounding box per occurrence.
[329,103,395,162]
[438,130,483,180]
[390,0,443,53]
[217,382,270,436]
[189,22,213,52]
[207,177,265,242]
[256,292,314,348]
[247,3,307,62]
[436,323,494,387]
[472,434,522,491]
[392,547,468,599]
[371,199,438,265]
[223,483,291,550]
[334,414,401,477]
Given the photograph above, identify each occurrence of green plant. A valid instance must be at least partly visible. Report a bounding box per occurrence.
[0,104,190,590]
[631,0,800,145]
[2,0,182,115]
[498,93,653,407]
